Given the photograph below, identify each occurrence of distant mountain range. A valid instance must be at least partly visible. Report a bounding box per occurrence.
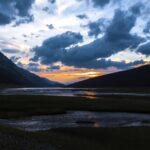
[70,65,150,87]
[1,51,149,88]
[0,52,63,87]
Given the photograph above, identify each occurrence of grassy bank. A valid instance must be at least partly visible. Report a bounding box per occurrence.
[0,125,149,150]
[0,95,149,149]
[0,95,150,118]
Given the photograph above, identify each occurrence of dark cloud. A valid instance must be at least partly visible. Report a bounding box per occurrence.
[42,0,56,14]
[10,56,20,62]
[17,62,24,68]
[87,19,107,37]
[76,0,111,7]
[76,14,88,19]
[13,15,34,27]
[88,21,102,37]
[17,62,41,72]
[137,42,150,55]
[130,2,144,16]
[0,0,14,25]
[22,62,60,73]
[47,65,60,71]
[48,0,56,4]
[63,58,145,69]
[32,31,83,64]
[32,3,144,70]
[22,34,28,38]
[14,0,34,17]
[61,7,143,67]
[1,48,20,54]
[50,65,60,70]
[92,0,110,7]
[105,6,143,44]
[13,17,34,27]
[143,21,150,34]
[27,62,41,72]
[0,13,11,25]
[46,24,54,30]
[43,7,49,12]
[0,0,35,25]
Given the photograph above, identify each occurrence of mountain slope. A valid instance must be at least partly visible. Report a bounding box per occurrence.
[0,52,62,87]
[70,65,150,87]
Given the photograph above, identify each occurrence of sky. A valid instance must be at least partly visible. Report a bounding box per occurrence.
[0,0,150,84]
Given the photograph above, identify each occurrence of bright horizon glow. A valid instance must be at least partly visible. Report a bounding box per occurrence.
[37,70,103,84]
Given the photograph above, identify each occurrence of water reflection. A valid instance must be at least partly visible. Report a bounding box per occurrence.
[0,111,149,132]
[94,122,101,128]
[82,91,97,99]
[1,88,150,99]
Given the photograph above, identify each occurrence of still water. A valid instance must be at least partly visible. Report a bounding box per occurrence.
[0,88,150,131]
[1,88,150,99]
[0,111,149,132]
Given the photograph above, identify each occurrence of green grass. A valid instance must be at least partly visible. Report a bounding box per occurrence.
[0,95,150,118]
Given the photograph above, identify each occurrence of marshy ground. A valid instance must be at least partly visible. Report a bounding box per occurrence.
[0,89,150,150]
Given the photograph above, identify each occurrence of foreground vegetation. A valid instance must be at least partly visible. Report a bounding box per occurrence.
[0,125,149,150]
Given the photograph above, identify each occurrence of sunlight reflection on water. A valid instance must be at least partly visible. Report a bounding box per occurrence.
[0,111,149,132]
[1,88,150,99]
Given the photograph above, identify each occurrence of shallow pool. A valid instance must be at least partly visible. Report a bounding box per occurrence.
[0,111,150,132]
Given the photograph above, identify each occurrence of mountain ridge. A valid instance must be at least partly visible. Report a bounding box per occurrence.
[70,65,150,87]
[0,52,63,87]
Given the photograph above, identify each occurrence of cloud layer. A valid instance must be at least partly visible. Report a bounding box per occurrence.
[32,2,146,69]
[32,31,83,64]
[0,0,34,25]
[0,0,149,80]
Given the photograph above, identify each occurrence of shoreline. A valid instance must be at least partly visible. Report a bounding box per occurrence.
[0,95,150,119]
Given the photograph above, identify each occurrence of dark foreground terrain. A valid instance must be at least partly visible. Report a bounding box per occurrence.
[0,94,149,150]
[0,94,150,118]
[0,125,149,150]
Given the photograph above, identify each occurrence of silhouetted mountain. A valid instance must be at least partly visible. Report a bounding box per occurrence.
[0,52,63,87]
[70,65,150,87]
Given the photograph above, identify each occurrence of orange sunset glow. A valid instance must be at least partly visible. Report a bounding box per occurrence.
[37,69,103,84]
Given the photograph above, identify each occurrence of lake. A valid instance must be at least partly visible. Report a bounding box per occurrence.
[0,88,150,132]
[0,111,150,131]
[0,87,150,99]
